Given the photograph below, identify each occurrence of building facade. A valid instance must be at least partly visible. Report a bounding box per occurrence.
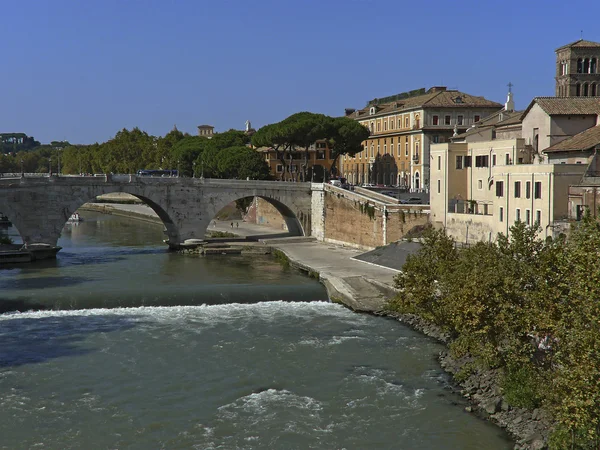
[197,125,215,137]
[555,39,600,97]
[257,140,336,182]
[340,87,502,191]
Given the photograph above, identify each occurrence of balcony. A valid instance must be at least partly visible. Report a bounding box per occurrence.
[449,199,493,216]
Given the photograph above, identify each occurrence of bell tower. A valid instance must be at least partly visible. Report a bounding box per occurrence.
[555,39,600,97]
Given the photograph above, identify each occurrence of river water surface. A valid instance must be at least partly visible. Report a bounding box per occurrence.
[0,213,512,449]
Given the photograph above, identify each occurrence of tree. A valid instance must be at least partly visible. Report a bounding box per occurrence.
[170,136,208,177]
[327,117,370,178]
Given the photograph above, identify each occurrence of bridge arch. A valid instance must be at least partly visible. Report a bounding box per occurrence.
[0,177,313,249]
[209,195,306,237]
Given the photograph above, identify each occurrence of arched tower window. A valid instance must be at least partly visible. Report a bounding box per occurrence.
[577,58,583,73]
[592,58,598,74]
[584,58,590,73]
[584,83,589,97]
[592,84,597,97]
[414,172,420,190]
[576,83,581,96]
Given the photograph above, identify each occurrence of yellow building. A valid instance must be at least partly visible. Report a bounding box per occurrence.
[431,138,587,242]
[340,87,502,191]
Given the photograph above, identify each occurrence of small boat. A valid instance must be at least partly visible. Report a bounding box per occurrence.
[68,212,83,223]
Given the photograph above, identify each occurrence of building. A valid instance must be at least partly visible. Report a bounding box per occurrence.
[555,39,600,97]
[197,125,215,138]
[521,97,600,159]
[430,137,587,242]
[430,95,600,243]
[340,87,503,191]
[256,139,336,182]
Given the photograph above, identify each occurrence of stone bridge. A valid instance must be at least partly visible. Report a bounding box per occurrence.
[0,175,315,248]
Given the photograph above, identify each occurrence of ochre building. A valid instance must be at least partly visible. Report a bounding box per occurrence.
[340,87,502,191]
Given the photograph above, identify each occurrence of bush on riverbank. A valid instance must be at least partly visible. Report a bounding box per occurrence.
[386,213,600,448]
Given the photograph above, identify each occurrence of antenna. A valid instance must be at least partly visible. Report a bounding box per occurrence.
[581,30,584,40]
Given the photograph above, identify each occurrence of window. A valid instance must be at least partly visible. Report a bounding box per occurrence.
[377,122,381,132]
[444,115,451,125]
[377,144,380,154]
[397,143,401,157]
[474,115,480,122]
[404,117,409,128]
[415,116,420,128]
[457,115,464,125]
[464,155,472,167]
[525,209,531,225]
[526,181,531,199]
[456,155,463,170]
[534,181,542,199]
[499,207,504,222]
[276,164,283,173]
[432,135,440,143]
[405,142,408,156]
[516,208,521,222]
[475,155,489,167]
[495,181,504,197]
[505,153,511,165]
[492,154,496,166]
[370,145,374,158]
[535,210,541,225]
[383,144,387,154]
[478,179,483,189]
[437,179,441,193]
[433,115,439,125]
[384,121,387,131]
[437,155,441,171]
[514,181,521,198]
[390,119,395,129]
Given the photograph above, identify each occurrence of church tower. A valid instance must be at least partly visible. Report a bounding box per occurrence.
[555,39,600,97]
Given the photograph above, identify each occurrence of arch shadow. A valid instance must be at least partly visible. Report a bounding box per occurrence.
[209,195,306,238]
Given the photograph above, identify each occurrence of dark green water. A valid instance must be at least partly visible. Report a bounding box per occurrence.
[0,213,512,449]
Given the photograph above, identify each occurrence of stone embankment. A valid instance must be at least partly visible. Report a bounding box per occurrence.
[83,201,549,449]
[383,312,552,450]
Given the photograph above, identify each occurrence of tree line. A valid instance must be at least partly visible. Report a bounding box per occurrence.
[388,216,600,448]
[1,112,368,181]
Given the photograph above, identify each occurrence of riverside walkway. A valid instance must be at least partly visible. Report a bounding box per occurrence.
[81,202,404,312]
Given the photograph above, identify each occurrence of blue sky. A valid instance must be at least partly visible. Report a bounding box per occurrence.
[2,0,598,144]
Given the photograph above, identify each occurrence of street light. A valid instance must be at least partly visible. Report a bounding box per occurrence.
[20,159,24,176]
[177,160,180,177]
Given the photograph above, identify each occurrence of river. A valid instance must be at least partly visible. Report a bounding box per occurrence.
[0,212,512,449]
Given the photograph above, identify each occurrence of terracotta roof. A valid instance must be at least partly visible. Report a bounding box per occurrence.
[350,88,502,120]
[556,39,600,51]
[543,125,600,153]
[521,97,600,119]
[451,110,522,140]
[197,124,214,128]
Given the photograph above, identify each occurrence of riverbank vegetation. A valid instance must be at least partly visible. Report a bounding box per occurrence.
[387,213,600,448]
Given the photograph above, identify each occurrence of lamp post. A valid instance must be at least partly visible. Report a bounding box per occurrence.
[201,154,204,179]
[49,157,52,176]
[20,159,24,176]
[57,153,61,176]
[177,160,180,177]
[192,161,196,178]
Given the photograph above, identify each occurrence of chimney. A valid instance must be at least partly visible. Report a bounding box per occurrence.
[428,86,447,93]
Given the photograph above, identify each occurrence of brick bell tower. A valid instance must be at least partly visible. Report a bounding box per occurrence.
[555,39,600,97]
